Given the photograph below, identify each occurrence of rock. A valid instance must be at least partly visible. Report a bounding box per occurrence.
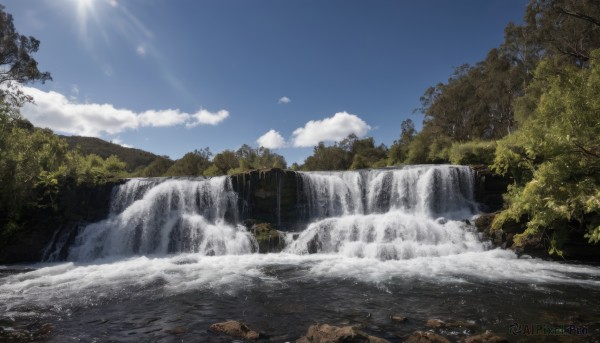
[390,314,407,322]
[209,320,260,340]
[471,166,510,213]
[426,319,475,330]
[163,326,187,334]
[426,319,445,328]
[296,323,389,343]
[463,331,507,343]
[474,213,495,234]
[405,331,451,343]
[251,222,285,253]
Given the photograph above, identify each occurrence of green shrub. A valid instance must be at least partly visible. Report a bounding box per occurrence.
[448,140,497,165]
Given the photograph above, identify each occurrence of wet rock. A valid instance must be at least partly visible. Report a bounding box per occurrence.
[405,331,451,343]
[296,323,389,343]
[390,314,407,323]
[251,222,285,253]
[426,319,475,330]
[426,319,445,328]
[474,213,495,234]
[463,331,507,343]
[471,165,510,213]
[209,320,260,340]
[163,326,187,334]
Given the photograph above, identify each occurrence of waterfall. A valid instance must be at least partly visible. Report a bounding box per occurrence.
[297,165,478,219]
[57,165,483,262]
[288,165,484,259]
[65,177,257,261]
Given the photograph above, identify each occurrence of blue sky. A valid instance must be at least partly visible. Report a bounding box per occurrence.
[5,0,526,164]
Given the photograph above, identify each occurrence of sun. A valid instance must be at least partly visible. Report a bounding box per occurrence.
[73,0,96,31]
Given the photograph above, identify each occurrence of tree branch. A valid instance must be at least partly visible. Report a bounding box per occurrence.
[555,6,600,27]
[572,141,600,159]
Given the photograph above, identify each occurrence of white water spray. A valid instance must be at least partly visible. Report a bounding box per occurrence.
[290,166,482,258]
[66,177,256,261]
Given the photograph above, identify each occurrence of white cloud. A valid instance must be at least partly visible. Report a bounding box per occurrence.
[278,96,291,104]
[20,86,229,137]
[111,137,132,148]
[291,112,371,147]
[187,109,230,127]
[136,45,146,56]
[109,0,119,7]
[138,109,190,127]
[257,129,287,149]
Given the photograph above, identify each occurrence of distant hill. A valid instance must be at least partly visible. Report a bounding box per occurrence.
[60,135,170,172]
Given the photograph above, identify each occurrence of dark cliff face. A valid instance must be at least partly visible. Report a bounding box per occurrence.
[230,168,307,230]
[0,180,124,264]
[471,165,511,213]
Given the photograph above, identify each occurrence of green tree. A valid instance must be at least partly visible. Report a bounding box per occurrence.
[165,148,212,176]
[0,5,51,106]
[523,0,600,65]
[491,52,600,254]
[233,144,287,171]
[387,119,416,165]
[140,157,174,177]
[212,150,239,175]
[302,142,352,171]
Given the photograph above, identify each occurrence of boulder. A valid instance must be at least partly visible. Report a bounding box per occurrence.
[390,314,407,323]
[296,323,389,343]
[426,319,475,330]
[426,319,444,328]
[405,331,451,343]
[208,320,260,340]
[163,326,187,334]
[474,213,495,234]
[463,331,507,343]
[251,222,285,253]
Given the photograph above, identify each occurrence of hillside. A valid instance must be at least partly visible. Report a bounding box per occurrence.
[60,135,169,172]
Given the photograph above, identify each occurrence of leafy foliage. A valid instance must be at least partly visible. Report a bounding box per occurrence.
[0,5,51,107]
[61,136,170,173]
[0,108,127,237]
[300,134,387,171]
[165,148,212,177]
[448,141,497,166]
[491,52,600,253]
[387,119,416,166]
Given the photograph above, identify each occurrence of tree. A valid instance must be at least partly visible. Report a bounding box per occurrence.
[0,5,51,107]
[212,150,239,175]
[491,52,600,254]
[387,119,416,165]
[302,142,352,171]
[234,144,287,170]
[165,148,212,176]
[140,157,174,177]
[523,0,600,65]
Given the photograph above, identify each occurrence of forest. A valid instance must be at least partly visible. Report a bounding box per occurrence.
[0,0,599,255]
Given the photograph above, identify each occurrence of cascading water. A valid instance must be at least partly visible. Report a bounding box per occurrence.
[297,165,478,218]
[60,165,483,261]
[287,165,484,259]
[3,165,600,342]
[65,176,257,261]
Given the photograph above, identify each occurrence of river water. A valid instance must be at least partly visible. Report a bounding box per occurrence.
[1,166,599,342]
